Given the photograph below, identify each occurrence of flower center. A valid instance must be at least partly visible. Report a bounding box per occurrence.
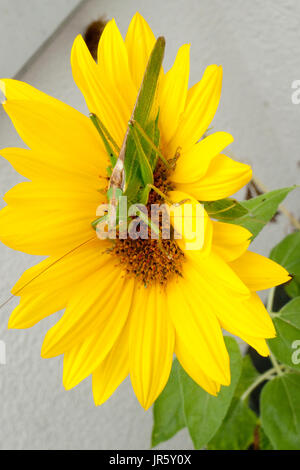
[111,163,185,286]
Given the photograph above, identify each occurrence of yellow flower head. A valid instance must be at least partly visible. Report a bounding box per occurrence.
[0,13,290,409]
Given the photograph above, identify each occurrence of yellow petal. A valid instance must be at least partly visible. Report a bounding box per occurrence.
[175,154,252,201]
[1,78,54,102]
[9,239,109,329]
[63,278,135,389]
[0,206,95,256]
[229,251,291,291]
[0,79,107,176]
[71,35,127,146]
[98,19,136,96]
[175,334,221,395]
[9,293,66,330]
[166,65,222,157]
[158,44,190,146]
[222,293,276,340]
[185,260,275,338]
[4,180,101,209]
[11,238,106,296]
[0,181,101,255]
[212,221,252,262]
[170,132,234,184]
[129,284,175,410]
[125,12,156,89]
[239,334,270,357]
[41,259,126,357]
[97,19,136,122]
[0,147,101,186]
[167,190,212,255]
[167,277,230,385]
[93,321,130,406]
[187,249,250,298]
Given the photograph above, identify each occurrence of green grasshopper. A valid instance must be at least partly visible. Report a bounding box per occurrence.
[90,36,174,238]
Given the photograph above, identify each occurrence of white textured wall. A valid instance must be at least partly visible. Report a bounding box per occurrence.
[0,0,299,450]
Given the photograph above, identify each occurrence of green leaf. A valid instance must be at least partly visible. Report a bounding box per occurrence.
[207,355,259,450]
[234,354,259,398]
[268,297,300,370]
[259,426,274,450]
[179,336,242,449]
[207,398,257,450]
[260,373,300,449]
[231,187,296,239]
[152,359,186,448]
[270,230,300,270]
[285,280,300,299]
[270,231,300,298]
[204,198,248,222]
[151,337,242,449]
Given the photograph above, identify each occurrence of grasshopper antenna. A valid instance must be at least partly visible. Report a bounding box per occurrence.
[0,236,96,311]
[0,294,15,311]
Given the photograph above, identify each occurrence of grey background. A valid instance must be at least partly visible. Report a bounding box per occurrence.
[0,0,299,450]
[0,0,83,77]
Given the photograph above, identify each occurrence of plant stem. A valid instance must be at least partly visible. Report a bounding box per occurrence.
[241,366,285,401]
[266,287,284,376]
[267,286,275,313]
[269,350,284,376]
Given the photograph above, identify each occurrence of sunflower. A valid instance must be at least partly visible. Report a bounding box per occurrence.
[0,12,290,409]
